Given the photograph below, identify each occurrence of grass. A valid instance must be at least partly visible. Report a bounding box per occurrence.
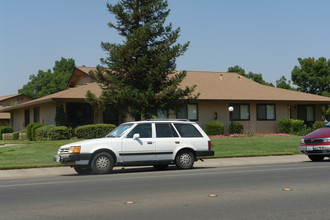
[0,136,302,170]
[211,136,302,157]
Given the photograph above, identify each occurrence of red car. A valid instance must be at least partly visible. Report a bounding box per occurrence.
[299,122,330,161]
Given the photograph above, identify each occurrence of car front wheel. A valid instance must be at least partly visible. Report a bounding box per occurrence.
[74,166,92,175]
[308,155,325,162]
[91,152,114,174]
[175,150,195,169]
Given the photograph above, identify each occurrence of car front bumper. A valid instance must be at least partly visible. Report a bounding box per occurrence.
[299,145,330,155]
[53,153,92,165]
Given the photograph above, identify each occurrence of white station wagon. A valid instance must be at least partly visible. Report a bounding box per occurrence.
[54,120,214,174]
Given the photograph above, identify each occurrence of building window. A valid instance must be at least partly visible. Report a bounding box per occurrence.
[257,104,276,120]
[33,107,40,123]
[176,104,198,121]
[298,105,315,123]
[24,109,30,127]
[230,104,250,120]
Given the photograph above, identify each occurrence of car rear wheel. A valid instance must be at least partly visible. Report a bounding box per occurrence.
[175,150,195,169]
[308,155,325,161]
[91,152,114,174]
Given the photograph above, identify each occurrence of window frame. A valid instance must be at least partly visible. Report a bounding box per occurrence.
[176,103,199,121]
[230,104,250,121]
[257,104,276,121]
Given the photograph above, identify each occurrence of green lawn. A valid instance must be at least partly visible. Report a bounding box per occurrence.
[0,136,302,169]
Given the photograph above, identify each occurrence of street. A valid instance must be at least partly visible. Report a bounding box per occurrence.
[1,161,330,220]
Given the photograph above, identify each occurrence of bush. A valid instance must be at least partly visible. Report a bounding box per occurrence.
[13,131,24,140]
[35,125,55,140]
[26,123,46,141]
[229,121,243,134]
[0,126,14,140]
[278,118,307,135]
[312,121,327,131]
[204,121,224,135]
[74,124,117,139]
[48,126,71,140]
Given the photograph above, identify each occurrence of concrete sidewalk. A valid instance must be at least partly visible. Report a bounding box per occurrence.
[0,155,309,180]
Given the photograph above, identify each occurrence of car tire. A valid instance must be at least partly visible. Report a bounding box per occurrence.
[91,152,114,174]
[175,150,195,169]
[308,155,325,162]
[74,166,92,175]
[153,164,169,170]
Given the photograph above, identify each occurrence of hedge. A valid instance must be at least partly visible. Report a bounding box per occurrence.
[35,125,55,141]
[204,121,224,135]
[312,121,327,131]
[26,123,47,141]
[278,118,309,135]
[48,126,71,140]
[0,126,14,140]
[75,124,117,139]
[229,121,243,134]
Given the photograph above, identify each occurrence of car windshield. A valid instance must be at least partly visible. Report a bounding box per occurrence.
[106,123,133,137]
[325,122,330,128]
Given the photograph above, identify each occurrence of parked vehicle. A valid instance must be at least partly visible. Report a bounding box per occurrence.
[299,122,330,161]
[54,120,214,174]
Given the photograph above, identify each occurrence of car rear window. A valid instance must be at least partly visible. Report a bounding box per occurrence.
[173,123,203,137]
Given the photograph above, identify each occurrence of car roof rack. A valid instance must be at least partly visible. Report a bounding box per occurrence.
[145,119,190,122]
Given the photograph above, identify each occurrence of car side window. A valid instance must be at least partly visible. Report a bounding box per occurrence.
[174,123,203,137]
[126,124,152,138]
[156,123,179,138]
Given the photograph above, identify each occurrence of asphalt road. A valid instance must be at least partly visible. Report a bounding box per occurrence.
[1,161,330,220]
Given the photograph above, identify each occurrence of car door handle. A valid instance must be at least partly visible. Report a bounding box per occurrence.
[175,141,180,144]
[147,141,153,144]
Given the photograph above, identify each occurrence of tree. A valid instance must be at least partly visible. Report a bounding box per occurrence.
[19,58,75,98]
[227,66,274,87]
[88,0,198,120]
[291,57,330,96]
[276,75,294,90]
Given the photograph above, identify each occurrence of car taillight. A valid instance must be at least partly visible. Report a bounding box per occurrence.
[208,141,212,150]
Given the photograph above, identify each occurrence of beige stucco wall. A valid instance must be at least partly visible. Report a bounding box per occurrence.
[196,101,295,134]
[11,103,57,131]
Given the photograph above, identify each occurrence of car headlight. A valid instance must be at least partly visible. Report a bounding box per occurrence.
[68,146,81,154]
[300,139,305,144]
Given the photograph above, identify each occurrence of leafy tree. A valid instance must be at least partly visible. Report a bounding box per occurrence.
[227,65,274,87]
[276,75,294,90]
[291,57,330,96]
[19,58,75,98]
[88,0,198,120]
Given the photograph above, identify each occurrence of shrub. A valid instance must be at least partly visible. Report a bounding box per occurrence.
[48,126,71,140]
[204,121,224,135]
[0,126,14,140]
[229,121,243,134]
[278,118,307,135]
[35,125,55,140]
[74,124,117,139]
[13,131,24,140]
[312,121,327,131]
[26,123,46,140]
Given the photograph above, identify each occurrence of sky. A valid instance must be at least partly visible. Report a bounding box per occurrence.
[1,0,329,96]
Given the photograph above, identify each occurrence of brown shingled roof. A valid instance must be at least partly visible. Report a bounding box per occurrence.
[1,68,330,113]
[181,71,330,103]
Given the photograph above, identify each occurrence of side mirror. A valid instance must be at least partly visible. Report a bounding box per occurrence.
[133,133,140,140]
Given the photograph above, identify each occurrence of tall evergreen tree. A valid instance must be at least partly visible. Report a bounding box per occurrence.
[87,0,198,120]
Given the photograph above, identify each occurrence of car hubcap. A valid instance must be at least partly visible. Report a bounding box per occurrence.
[180,153,191,166]
[96,156,110,170]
